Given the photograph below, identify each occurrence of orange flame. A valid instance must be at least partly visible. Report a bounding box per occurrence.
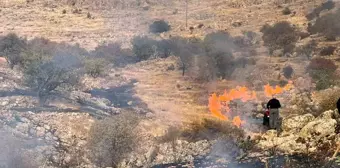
[208,82,294,127]
[232,116,244,128]
[209,86,256,127]
[264,81,294,97]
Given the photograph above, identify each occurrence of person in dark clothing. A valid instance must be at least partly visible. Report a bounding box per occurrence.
[267,98,281,130]
[337,97,340,114]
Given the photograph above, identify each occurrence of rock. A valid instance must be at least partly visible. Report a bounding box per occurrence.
[317,110,335,120]
[273,49,284,57]
[166,64,175,71]
[300,118,337,139]
[29,127,37,136]
[16,123,29,134]
[279,57,288,62]
[232,20,242,27]
[282,114,315,133]
[256,104,263,112]
[44,125,51,131]
[64,154,72,164]
[1,101,8,106]
[36,127,46,137]
[127,101,133,106]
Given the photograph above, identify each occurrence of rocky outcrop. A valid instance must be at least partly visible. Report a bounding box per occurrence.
[257,110,339,155]
[122,140,212,167]
[281,113,315,134]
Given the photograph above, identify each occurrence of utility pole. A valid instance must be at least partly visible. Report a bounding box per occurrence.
[185,0,188,28]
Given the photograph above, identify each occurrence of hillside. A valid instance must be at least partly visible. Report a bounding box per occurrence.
[0,0,339,167]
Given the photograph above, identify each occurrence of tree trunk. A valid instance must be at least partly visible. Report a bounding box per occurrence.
[182,64,185,76]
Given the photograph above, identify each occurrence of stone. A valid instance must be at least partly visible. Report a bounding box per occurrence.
[317,110,335,120]
[282,113,315,133]
[273,49,284,57]
[16,123,29,134]
[300,117,337,139]
[36,127,46,137]
[1,101,8,106]
[44,125,51,131]
[28,127,37,136]
[279,57,288,62]
[127,101,133,106]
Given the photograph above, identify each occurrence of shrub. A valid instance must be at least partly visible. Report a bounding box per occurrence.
[234,57,248,68]
[149,20,171,33]
[282,7,291,15]
[307,58,337,90]
[87,112,140,167]
[23,55,82,104]
[209,50,235,79]
[307,58,337,72]
[156,39,172,58]
[283,65,294,79]
[84,58,107,78]
[131,36,157,61]
[308,9,340,41]
[204,31,235,51]
[0,33,27,69]
[261,21,299,54]
[204,31,235,79]
[320,46,336,56]
[306,0,335,20]
[91,42,132,66]
[170,36,204,76]
[296,40,317,60]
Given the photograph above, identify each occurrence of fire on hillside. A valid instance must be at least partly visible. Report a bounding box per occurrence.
[209,81,294,128]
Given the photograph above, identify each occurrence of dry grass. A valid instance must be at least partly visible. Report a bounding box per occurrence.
[181,117,245,141]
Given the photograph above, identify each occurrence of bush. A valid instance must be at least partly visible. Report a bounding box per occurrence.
[308,9,340,41]
[204,31,235,79]
[87,112,140,167]
[84,58,107,78]
[296,40,317,59]
[306,0,335,20]
[320,46,336,56]
[307,58,337,72]
[149,20,171,33]
[204,31,235,51]
[261,21,299,54]
[0,33,27,69]
[283,65,294,79]
[131,36,157,61]
[170,36,204,76]
[282,7,291,15]
[91,42,132,66]
[23,55,82,104]
[307,58,337,90]
[156,39,172,58]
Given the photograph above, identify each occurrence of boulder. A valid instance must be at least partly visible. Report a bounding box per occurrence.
[36,126,46,137]
[282,114,315,133]
[16,123,29,134]
[299,118,337,139]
